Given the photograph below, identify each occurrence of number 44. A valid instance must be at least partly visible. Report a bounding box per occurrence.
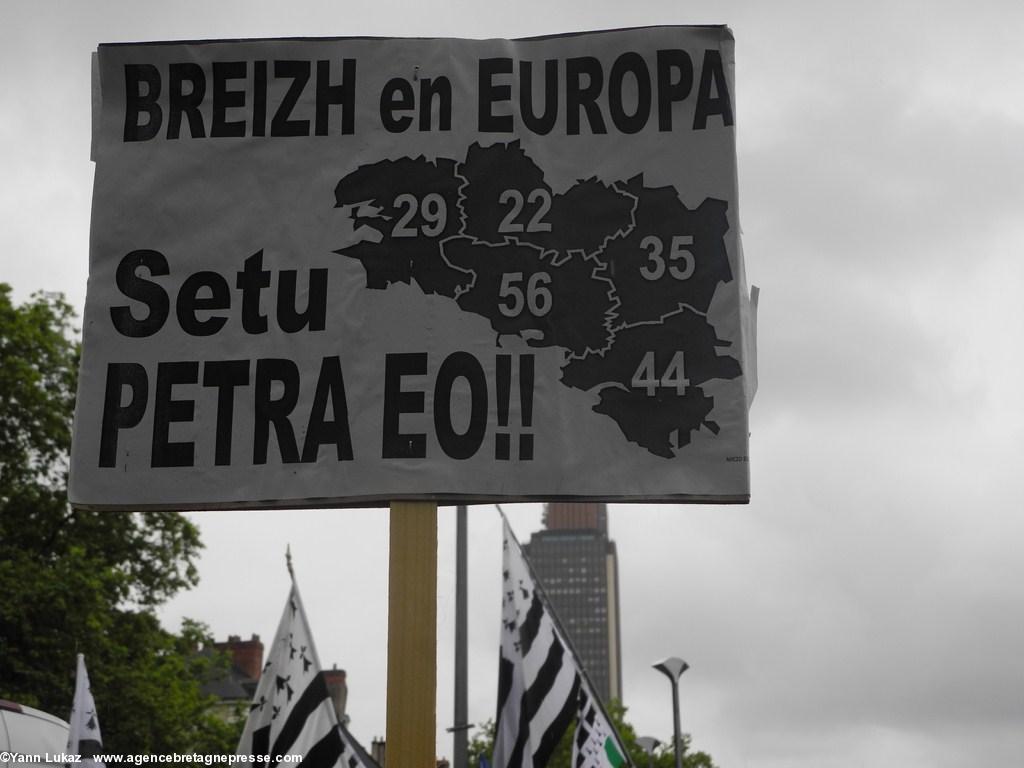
[631,351,690,396]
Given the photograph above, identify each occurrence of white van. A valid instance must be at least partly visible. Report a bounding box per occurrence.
[0,700,69,768]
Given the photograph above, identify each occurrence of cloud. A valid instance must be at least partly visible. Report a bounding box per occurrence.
[7,3,1023,766]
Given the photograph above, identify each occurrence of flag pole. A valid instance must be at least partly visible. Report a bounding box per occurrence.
[386,501,438,767]
[453,503,469,768]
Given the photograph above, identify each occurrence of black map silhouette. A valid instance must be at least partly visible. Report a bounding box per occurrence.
[333,141,741,456]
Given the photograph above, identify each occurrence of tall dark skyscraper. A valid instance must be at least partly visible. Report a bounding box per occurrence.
[523,502,623,704]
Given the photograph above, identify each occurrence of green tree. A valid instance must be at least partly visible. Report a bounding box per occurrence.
[467,718,496,766]
[467,699,717,767]
[0,285,241,753]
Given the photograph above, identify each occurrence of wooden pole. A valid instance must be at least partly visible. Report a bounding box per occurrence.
[386,501,437,767]
[453,504,468,767]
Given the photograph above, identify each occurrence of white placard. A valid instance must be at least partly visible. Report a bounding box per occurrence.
[70,26,753,509]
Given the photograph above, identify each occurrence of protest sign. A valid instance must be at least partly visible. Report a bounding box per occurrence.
[71,26,754,509]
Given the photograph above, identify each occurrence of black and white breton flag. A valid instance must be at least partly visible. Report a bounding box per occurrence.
[236,574,374,768]
[572,687,627,768]
[67,654,104,768]
[492,518,630,768]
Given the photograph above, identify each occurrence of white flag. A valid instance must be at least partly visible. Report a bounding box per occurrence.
[492,517,631,768]
[491,518,576,767]
[571,687,627,768]
[67,654,104,768]
[236,574,373,768]
[493,517,581,766]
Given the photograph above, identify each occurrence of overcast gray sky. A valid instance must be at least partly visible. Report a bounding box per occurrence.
[4,1,1023,766]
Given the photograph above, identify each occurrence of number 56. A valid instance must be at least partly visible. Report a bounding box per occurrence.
[498,271,553,318]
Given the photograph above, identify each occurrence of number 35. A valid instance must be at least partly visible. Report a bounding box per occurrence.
[639,235,695,281]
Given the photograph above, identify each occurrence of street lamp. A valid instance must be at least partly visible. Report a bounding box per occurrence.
[652,657,689,768]
[635,736,660,768]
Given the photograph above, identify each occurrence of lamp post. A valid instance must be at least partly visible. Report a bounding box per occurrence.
[652,657,689,768]
[636,736,660,768]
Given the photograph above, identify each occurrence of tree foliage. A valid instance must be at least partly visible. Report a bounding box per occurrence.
[0,287,77,491]
[467,699,717,768]
[0,285,240,753]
